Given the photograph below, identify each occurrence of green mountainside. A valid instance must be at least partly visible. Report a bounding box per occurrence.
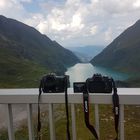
[91,20,140,73]
[0,15,80,87]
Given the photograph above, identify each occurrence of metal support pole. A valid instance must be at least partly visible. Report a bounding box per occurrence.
[27,104,34,140]
[6,104,15,140]
[120,104,124,140]
[71,104,77,140]
[48,104,56,140]
[95,104,100,138]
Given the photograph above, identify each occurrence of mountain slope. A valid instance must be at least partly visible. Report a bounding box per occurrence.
[0,15,80,87]
[91,20,140,73]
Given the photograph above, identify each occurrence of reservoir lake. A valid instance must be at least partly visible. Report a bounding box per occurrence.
[65,63,128,87]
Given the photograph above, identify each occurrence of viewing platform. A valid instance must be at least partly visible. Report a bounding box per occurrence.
[0,88,140,140]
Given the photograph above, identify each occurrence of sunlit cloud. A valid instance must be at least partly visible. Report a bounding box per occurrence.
[133,0,140,8]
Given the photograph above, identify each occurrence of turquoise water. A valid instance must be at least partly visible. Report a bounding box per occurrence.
[65,63,129,87]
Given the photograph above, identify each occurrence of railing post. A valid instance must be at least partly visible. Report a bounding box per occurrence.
[48,103,56,140]
[27,104,34,140]
[120,104,124,140]
[94,104,100,138]
[6,104,15,140]
[71,104,77,140]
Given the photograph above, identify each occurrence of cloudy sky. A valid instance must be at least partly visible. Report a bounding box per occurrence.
[0,0,140,48]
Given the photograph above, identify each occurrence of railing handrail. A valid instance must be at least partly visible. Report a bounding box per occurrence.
[0,88,140,104]
[0,88,140,140]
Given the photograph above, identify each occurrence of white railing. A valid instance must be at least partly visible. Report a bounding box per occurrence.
[0,88,140,140]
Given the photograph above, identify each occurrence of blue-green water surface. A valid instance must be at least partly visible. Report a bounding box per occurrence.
[65,63,129,87]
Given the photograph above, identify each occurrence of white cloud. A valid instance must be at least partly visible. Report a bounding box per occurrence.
[91,0,140,15]
[90,25,98,35]
[133,0,140,8]
[51,20,68,31]
[0,0,8,8]
[32,3,86,39]
[70,13,84,30]
[25,14,44,27]
[1,0,140,47]
[37,21,49,34]
[0,0,27,21]
[20,0,32,3]
[0,0,22,9]
[66,0,81,6]
[105,28,113,43]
